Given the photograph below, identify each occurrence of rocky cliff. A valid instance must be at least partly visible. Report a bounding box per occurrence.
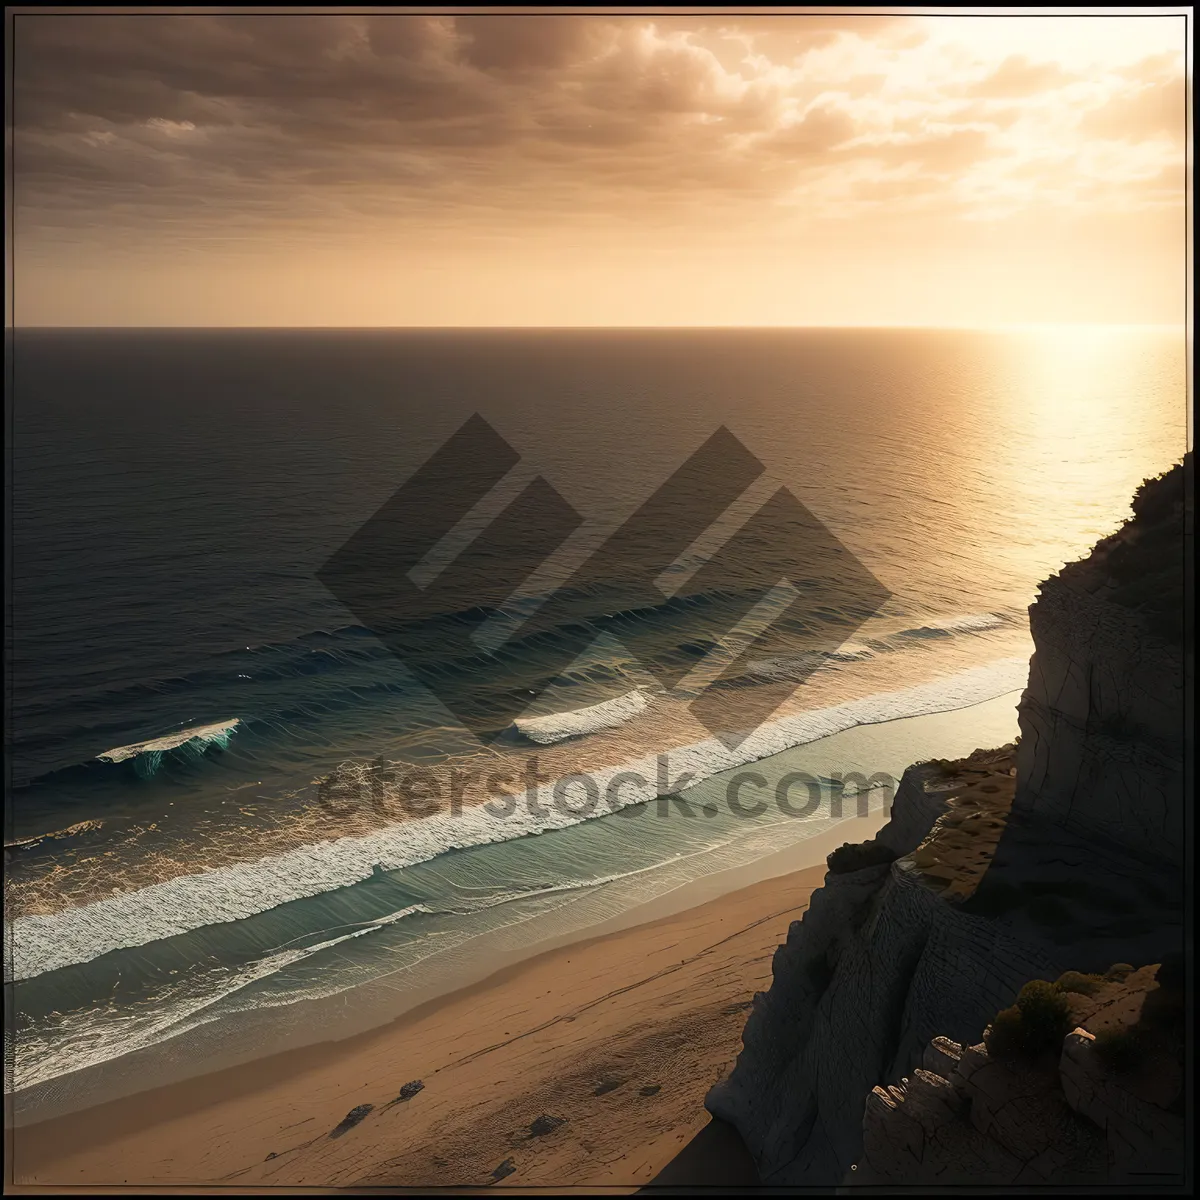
[1015,456,1188,864]
[857,964,1185,1187]
[706,456,1190,1187]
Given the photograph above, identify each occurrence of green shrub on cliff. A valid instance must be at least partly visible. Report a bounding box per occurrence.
[1060,453,1190,643]
[984,1006,1027,1058]
[1054,970,1103,996]
[826,839,898,874]
[1017,980,1074,1045]
[1102,454,1190,642]
[984,979,1073,1060]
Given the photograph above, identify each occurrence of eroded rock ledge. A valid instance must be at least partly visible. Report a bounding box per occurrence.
[856,966,1185,1187]
[706,748,1066,1185]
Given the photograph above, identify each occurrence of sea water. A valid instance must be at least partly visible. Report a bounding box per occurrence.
[7,326,1187,1109]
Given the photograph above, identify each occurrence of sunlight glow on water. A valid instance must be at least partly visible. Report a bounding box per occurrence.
[8,326,1188,1099]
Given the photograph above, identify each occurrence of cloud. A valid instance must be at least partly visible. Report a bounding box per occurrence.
[10,11,1186,243]
[1080,75,1187,143]
[1119,50,1187,84]
[845,126,995,173]
[454,15,601,72]
[759,102,857,156]
[966,55,1073,98]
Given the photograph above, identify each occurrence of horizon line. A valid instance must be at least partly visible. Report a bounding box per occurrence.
[6,322,1187,333]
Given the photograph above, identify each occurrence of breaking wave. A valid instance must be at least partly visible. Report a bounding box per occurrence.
[512,690,649,744]
[96,719,240,774]
[8,657,1028,983]
[10,903,430,1092]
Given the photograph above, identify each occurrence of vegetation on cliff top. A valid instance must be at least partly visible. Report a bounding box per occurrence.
[985,959,1183,1075]
[1060,452,1191,643]
[985,979,1073,1061]
[826,839,898,874]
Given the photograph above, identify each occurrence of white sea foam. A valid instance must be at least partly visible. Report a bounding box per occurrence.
[512,690,649,744]
[8,658,1027,982]
[12,858,748,1091]
[11,904,430,1092]
[97,719,240,763]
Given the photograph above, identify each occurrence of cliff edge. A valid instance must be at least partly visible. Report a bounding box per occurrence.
[1016,454,1188,863]
[706,455,1190,1187]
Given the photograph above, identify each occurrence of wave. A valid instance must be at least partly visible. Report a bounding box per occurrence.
[11,903,430,1093]
[96,719,240,767]
[17,598,996,787]
[15,579,886,778]
[13,856,729,1091]
[6,657,1028,982]
[702,610,1020,694]
[4,819,104,853]
[748,643,874,681]
[895,613,1006,639]
[512,690,649,744]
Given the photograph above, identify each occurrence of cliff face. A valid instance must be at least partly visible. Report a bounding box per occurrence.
[1016,585,1183,862]
[1015,457,1188,863]
[858,966,1185,1187]
[707,457,1190,1187]
[706,750,1068,1184]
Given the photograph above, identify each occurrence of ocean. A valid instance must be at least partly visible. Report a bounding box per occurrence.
[5,326,1187,1114]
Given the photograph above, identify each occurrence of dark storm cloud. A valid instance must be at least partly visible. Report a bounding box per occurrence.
[16,14,488,127]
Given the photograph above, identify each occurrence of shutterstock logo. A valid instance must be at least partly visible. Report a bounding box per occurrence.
[318,414,890,747]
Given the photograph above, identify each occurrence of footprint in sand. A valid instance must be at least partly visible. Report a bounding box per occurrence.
[528,1114,567,1138]
[382,1079,425,1110]
[329,1104,373,1138]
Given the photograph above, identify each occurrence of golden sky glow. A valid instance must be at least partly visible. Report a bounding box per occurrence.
[9,7,1190,326]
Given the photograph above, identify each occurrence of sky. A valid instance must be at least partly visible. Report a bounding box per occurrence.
[8,6,1191,327]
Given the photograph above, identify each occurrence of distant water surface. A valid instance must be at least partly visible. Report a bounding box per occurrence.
[6,326,1187,1101]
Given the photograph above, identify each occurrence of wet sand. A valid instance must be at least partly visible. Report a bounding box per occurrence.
[10,860,832,1193]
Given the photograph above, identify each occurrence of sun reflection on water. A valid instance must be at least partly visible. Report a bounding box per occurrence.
[978,325,1187,589]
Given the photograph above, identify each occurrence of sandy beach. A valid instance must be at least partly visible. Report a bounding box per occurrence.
[11,858,832,1193]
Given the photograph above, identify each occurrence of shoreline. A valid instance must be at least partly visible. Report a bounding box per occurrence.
[9,809,884,1131]
[10,689,1023,1125]
[7,650,1029,935]
[13,856,837,1191]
